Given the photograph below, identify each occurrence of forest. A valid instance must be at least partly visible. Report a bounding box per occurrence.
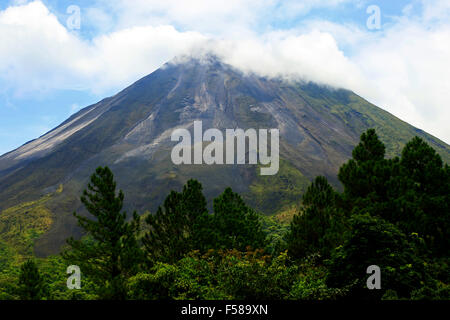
[0,129,449,300]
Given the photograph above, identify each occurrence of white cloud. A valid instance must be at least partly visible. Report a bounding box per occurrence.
[353,23,450,144]
[0,1,207,94]
[204,31,365,91]
[74,25,207,92]
[0,1,82,93]
[0,1,358,94]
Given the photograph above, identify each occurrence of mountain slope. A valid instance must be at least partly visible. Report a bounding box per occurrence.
[1,56,449,256]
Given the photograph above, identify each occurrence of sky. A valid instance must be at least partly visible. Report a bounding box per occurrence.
[0,0,449,155]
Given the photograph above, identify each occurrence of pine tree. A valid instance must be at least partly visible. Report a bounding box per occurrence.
[286,176,344,260]
[143,179,210,264]
[17,260,49,300]
[179,179,214,251]
[400,136,444,194]
[394,137,450,255]
[211,187,266,251]
[62,166,143,300]
[352,128,386,163]
[338,129,393,217]
[336,130,449,256]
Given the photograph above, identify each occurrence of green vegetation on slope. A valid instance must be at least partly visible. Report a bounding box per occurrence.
[248,159,310,213]
[296,83,450,163]
[0,194,54,268]
[0,129,449,300]
[0,184,63,272]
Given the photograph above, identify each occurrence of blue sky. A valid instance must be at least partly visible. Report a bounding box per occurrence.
[1,0,449,155]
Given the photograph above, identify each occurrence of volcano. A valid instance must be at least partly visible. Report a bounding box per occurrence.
[1,55,449,256]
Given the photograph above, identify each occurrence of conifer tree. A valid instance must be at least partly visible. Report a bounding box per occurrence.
[17,260,49,300]
[62,166,143,300]
[394,137,450,255]
[338,129,393,216]
[212,187,266,251]
[143,179,210,263]
[286,176,344,260]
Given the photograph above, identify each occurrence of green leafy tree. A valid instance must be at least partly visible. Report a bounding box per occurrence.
[211,187,266,251]
[326,214,426,300]
[143,179,211,264]
[286,176,345,260]
[213,250,297,300]
[127,250,299,300]
[17,260,49,300]
[62,166,143,300]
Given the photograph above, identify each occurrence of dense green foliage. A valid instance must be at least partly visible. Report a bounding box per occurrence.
[326,214,426,300]
[286,176,345,260]
[0,129,448,300]
[17,260,49,300]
